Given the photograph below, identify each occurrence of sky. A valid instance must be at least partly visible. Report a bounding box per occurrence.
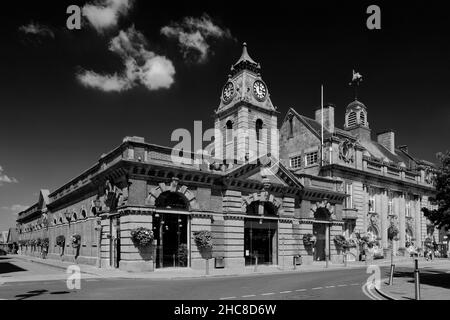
[0,1,449,229]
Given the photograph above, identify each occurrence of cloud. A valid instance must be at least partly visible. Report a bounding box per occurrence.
[0,166,18,186]
[18,22,54,38]
[161,13,234,63]
[82,0,133,33]
[77,26,175,92]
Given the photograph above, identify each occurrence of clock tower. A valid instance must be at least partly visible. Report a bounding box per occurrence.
[214,43,279,163]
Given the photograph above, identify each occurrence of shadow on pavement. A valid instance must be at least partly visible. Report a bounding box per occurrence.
[0,261,26,274]
[393,268,450,290]
[15,290,71,300]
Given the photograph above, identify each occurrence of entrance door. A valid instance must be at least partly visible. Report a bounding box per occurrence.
[153,213,188,268]
[313,223,326,261]
[110,217,120,268]
[244,219,277,266]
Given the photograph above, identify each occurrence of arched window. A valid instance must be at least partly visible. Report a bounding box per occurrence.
[255,119,263,141]
[347,111,357,127]
[81,210,87,219]
[359,111,366,125]
[246,201,277,216]
[226,120,233,144]
[155,191,189,210]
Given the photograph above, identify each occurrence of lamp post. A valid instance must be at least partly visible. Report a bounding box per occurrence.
[93,198,103,268]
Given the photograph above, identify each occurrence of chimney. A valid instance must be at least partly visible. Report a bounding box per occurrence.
[315,103,335,133]
[377,130,395,154]
[398,145,408,154]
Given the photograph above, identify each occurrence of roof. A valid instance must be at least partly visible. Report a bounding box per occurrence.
[233,42,258,66]
[287,107,435,169]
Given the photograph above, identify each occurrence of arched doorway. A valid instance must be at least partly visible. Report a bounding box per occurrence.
[312,207,333,261]
[244,201,278,266]
[153,191,190,268]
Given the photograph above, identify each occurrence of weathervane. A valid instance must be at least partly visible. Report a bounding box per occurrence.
[349,69,363,100]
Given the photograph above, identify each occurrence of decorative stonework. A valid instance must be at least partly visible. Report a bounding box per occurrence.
[145,178,199,210]
[310,200,336,220]
[338,139,355,163]
[241,192,283,214]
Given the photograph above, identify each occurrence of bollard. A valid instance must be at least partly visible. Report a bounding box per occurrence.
[389,264,395,285]
[344,253,347,267]
[325,254,329,268]
[254,255,258,272]
[293,256,297,270]
[205,258,209,275]
[414,258,421,300]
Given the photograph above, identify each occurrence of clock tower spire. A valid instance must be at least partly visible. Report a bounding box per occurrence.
[214,43,278,164]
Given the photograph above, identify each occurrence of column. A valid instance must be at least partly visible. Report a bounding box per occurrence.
[399,193,406,248]
[380,189,388,248]
[414,196,422,248]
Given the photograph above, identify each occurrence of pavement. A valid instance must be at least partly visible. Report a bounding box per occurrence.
[376,259,450,300]
[1,254,449,300]
[1,254,422,282]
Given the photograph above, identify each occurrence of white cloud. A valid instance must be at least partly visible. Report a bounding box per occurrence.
[77,71,132,92]
[82,0,133,33]
[78,26,175,92]
[0,166,18,186]
[18,22,54,38]
[161,13,234,63]
[1,204,29,215]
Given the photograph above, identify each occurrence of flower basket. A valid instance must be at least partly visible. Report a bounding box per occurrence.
[334,235,350,252]
[388,225,399,241]
[302,234,316,247]
[41,238,49,249]
[71,234,81,248]
[193,230,213,259]
[130,227,154,247]
[35,238,42,248]
[56,235,65,247]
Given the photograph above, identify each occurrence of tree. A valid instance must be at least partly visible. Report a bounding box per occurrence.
[422,151,450,230]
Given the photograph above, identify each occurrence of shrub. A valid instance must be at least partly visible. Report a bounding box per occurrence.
[56,235,65,247]
[130,227,154,247]
[177,243,189,267]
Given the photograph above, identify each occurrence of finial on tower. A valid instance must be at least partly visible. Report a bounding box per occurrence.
[349,69,363,100]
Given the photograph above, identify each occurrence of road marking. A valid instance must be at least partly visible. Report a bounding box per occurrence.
[279,290,292,294]
[325,285,335,288]
[220,296,236,300]
[261,292,275,296]
[312,287,323,290]
[85,279,99,282]
[241,294,256,298]
[295,289,306,292]
[351,283,360,286]
[337,284,348,287]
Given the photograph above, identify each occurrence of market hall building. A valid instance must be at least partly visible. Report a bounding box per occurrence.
[16,44,436,272]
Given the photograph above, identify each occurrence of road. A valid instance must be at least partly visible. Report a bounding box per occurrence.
[0,256,387,300]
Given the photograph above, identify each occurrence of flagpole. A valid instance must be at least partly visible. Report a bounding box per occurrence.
[321,85,324,166]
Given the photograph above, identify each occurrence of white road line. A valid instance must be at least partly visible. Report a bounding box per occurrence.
[261,292,275,296]
[325,285,335,288]
[220,296,236,300]
[241,294,256,298]
[351,283,360,286]
[295,289,306,292]
[312,287,323,290]
[337,284,347,287]
[85,279,99,282]
[279,291,292,294]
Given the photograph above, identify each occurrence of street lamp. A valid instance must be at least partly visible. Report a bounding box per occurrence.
[93,197,103,268]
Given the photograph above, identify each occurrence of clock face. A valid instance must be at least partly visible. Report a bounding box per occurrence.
[253,80,267,100]
[222,82,234,102]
